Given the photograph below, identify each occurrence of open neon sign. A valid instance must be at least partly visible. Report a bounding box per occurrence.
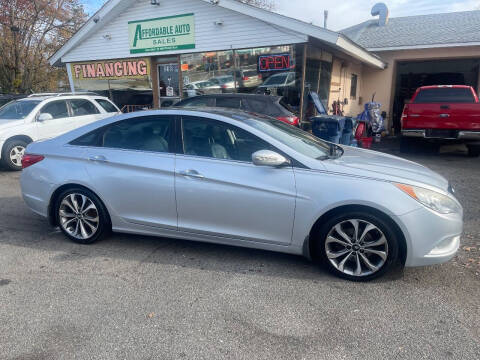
[258,54,291,72]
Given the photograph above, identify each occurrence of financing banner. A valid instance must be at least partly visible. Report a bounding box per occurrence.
[71,58,151,80]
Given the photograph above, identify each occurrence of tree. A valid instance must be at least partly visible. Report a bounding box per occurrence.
[0,0,87,93]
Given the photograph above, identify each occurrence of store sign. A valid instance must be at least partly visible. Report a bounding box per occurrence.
[71,58,150,80]
[128,13,195,54]
[258,54,291,72]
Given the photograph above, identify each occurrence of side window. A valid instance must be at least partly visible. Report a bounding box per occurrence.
[70,99,100,116]
[39,100,69,119]
[95,99,118,113]
[215,97,241,109]
[102,116,172,153]
[182,116,273,162]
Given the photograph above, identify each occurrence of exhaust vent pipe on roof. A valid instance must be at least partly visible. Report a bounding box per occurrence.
[371,3,389,26]
[324,10,328,29]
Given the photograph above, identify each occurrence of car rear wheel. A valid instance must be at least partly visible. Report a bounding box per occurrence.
[315,211,400,281]
[1,139,27,171]
[55,188,110,244]
[467,144,480,157]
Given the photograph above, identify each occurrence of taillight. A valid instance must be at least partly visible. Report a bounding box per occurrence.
[258,74,262,79]
[22,154,44,169]
[401,105,408,128]
[277,116,299,126]
[221,84,228,89]
[242,76,249,81]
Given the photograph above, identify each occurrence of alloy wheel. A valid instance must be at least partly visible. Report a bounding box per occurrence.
[325,219,388,277]
[59,193,99,240]
[9,146,25,167]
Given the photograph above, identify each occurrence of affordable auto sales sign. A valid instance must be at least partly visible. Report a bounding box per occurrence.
[128,13,195,54]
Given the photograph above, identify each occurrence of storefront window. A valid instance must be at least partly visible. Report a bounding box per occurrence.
[180,45,300,109]
[180,50,235,97]
[70,58,153,110]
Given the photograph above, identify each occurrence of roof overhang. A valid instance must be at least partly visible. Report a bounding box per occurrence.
[49,0,129,66]
[367,41,480,52]
[50,0,386,70]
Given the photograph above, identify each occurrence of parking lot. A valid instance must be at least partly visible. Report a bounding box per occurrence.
[0,141,479,360]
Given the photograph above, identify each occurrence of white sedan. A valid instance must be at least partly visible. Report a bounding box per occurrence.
[20,109,462,281]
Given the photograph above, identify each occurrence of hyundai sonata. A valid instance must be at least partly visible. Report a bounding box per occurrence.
[20,109,462,280]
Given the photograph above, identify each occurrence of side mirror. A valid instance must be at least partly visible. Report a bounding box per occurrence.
[38,113,53,122]
[252,150,291,167]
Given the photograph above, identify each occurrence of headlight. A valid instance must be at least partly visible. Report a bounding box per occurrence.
[394,183,461,214]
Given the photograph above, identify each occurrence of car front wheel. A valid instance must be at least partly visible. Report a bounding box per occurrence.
[55,188,110,244]
[315,211,400,281]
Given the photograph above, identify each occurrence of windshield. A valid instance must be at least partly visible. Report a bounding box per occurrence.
[0,100,41,120]
[263,73,288,86]
[245,117,333,160]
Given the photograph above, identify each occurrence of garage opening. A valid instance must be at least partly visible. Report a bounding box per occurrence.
[392,58,480,133]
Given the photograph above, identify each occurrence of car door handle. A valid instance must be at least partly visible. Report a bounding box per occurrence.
[177,169,204,179]
[88,155,108,162]
[439,114,450,118]
[440,105,450,109]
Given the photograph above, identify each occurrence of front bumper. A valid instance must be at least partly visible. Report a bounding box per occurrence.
[396,206,462,267]
[402,129,480,141]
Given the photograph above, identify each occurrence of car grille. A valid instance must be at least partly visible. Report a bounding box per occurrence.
[425,129,458,139]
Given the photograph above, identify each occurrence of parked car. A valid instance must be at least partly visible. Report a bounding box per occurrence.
[209,75,236,92]
[183,80,221,97]
[0,94,27,107]
[21,108,462,281]
[401,85,480,156]
[0,93,120,170]
[255,72,296,94]
[174,94,300,126]
[230,69,262,90]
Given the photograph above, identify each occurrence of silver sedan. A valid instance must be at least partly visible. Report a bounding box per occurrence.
[20,109,462,281]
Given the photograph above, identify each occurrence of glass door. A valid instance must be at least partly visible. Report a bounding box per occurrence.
[158,63,180,107]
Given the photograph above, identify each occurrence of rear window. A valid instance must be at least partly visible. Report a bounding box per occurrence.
[246,98,285,117]
[414,88,475,103]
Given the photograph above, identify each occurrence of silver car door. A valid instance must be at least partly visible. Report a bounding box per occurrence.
[80,115,177,230]
[175,116,296,245]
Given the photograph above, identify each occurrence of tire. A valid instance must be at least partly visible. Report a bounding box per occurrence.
[1,139,28,171]
[55,187,110,244]
[314,211,400,281]
[399,137,414,153]
[467,144,480,157]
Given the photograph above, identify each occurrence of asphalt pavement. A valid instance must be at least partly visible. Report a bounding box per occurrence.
[0,141,479,359]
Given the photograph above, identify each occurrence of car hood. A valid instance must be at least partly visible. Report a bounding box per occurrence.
[0,119,25,133]
[321,146,449,191]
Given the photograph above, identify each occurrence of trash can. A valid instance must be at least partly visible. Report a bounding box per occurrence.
[340,117,355,145]
[311,115,346,143]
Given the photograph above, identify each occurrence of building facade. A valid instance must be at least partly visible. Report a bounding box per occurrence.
[50,0,384,121]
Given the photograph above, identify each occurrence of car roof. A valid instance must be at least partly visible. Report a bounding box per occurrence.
[181,93,281,100]
[164,107,273,121]
[16,94,111,102]
[418,85,472,90]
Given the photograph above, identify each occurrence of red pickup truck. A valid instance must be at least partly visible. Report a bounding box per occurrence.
[401,85,480,156]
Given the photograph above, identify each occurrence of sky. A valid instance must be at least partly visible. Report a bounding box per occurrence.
[81,0,480,30]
